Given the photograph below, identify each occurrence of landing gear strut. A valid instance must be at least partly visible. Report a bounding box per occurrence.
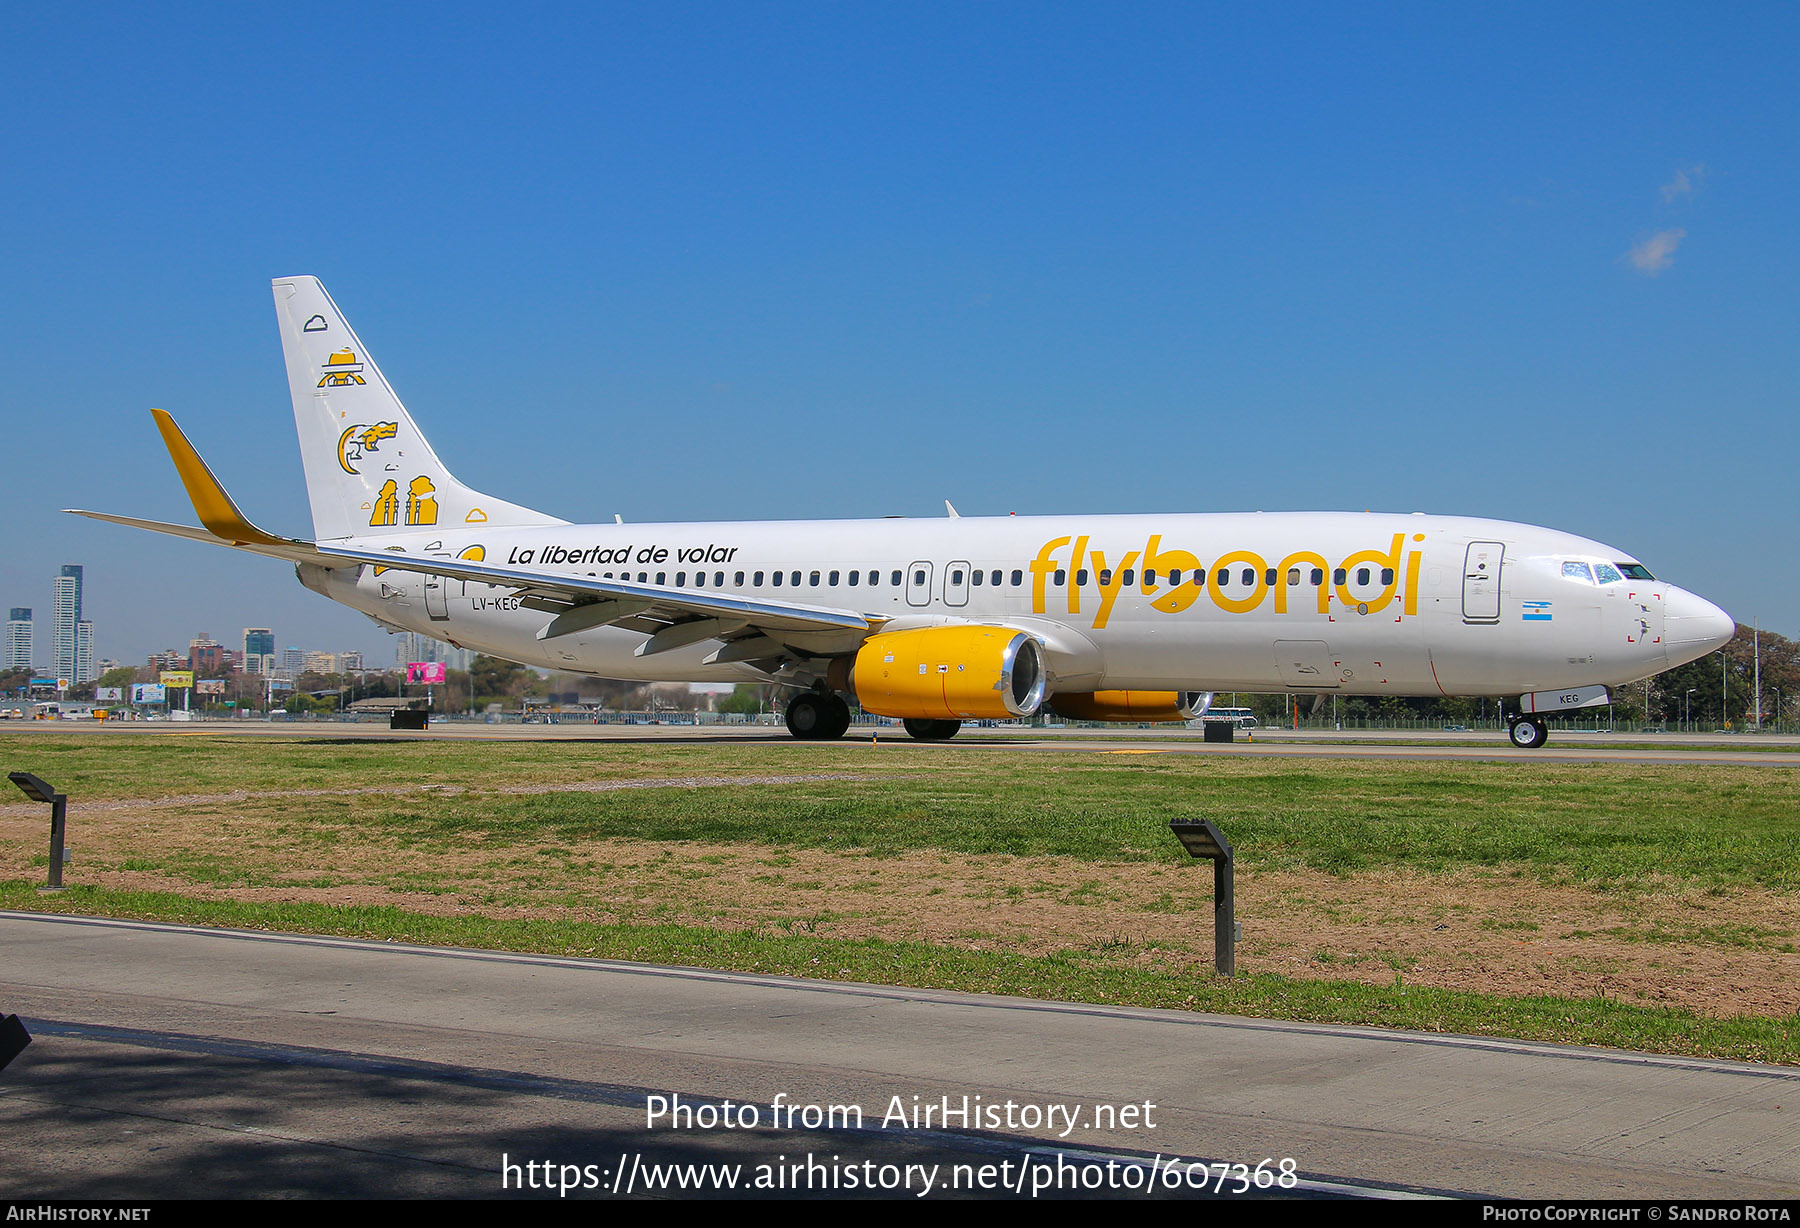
[1507,717,1549,749]
[903,718,961,741]
[785,692,851,740]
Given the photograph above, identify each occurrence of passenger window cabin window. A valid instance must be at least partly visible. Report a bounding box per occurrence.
[1241,568,1254,587]
[1563,561,1596,584]
[752,571,763,585]
[1097,569,1111,586]
[1122,568,1135,586]
[829,570,839,585]
[1077,569,1090,586]
[1145,569,1158,587]
[1287,567,1301,585]
[991,569,1002,586]
[791,570,801,586]
[1381,568,1394,585]
[1333,568,1346,585]
[1264,568,1276,586]
[848,570,859,586]
[715,572,724,586]
[913,569,926,586]
[1310,568,1323,585]
[638,572,647,582]
[891,570,903,586]
[951,569,964,585]
[693,572,704,587]
[657,572,666,585]
[810,570,821,586]
[1054,569,1066,585]
[772,571,783,586]
[676,572,686,587]
[1216,568,1229,586]
[1011,569,1023,586]
[1356,568,1370,585]
[971,569,982,586]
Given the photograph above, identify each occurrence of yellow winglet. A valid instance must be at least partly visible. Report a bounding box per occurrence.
[150,408,291,548]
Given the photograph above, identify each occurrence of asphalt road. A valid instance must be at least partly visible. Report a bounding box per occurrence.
[2,912,1795,1200]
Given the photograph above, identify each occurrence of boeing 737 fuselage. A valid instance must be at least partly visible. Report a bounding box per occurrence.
[74,277,1736,747]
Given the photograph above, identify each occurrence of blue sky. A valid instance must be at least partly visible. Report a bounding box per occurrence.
[3,3,1796,667]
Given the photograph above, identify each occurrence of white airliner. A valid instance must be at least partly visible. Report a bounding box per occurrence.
[73,277,1735,748]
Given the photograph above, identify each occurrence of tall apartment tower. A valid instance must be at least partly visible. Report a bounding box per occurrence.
[5,609,31,672]
[53,565,84,683]
[76,621,95,685]
[243,628,275,676]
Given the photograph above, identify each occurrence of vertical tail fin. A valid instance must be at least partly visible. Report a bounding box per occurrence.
[271,276,565,541]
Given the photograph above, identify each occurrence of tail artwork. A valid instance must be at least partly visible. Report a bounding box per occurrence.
[271,276,565,541]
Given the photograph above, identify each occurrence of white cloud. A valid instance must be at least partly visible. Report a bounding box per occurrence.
[1660,164,1705,202]
[1626,228,1687,274]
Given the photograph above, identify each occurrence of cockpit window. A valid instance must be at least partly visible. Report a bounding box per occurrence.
[1592,562,1624,584]
[1616,563,1655,581]
[1561,561,1595,584]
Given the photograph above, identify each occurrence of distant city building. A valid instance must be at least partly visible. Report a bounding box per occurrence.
[149,648,186,671]
[243,628,275,676]
[53,565,92,683]
[6,609,31,672]
[75,621,94,686]
[303,651,338,675]
[395,632,472,672]
[281,646,305,676]
[338,650,364,673]
[96,658,121,675]
[189,633,225,675]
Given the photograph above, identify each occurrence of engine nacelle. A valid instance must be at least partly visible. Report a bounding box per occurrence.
[1047,690,1213,723]
[844,626,1047,721]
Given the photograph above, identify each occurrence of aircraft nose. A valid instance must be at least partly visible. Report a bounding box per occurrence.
[1664,588,1736,661]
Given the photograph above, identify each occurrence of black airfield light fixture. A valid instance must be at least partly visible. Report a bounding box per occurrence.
[8,772,68,891]
[1168,819,1237,977]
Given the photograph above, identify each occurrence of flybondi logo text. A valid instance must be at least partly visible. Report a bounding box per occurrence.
[1028,533,1428,629]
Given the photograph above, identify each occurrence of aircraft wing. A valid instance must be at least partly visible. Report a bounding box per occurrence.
[315,543,879,644]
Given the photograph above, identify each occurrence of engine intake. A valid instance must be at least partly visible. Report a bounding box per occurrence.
[1047,690,1213,723]
[845,626,1047,721]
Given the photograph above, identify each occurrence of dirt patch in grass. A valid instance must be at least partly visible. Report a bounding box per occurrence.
[8,784,1793,1019]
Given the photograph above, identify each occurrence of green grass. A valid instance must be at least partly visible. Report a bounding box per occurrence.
[4,733,1797,1060]
[5,734,1797,887]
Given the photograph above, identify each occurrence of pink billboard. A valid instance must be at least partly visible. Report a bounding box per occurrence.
[406,662,447,684]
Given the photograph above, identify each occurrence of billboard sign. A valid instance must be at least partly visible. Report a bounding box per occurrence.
[407,662,447,684]
[132,683,167,704]
[196,678,226,695]
[95,687,123,702]
[160,671,195,689]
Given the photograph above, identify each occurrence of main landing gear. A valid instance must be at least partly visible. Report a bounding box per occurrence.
[903,719,961,741]
[785,692,852,740]
[1507,716,1549,749]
